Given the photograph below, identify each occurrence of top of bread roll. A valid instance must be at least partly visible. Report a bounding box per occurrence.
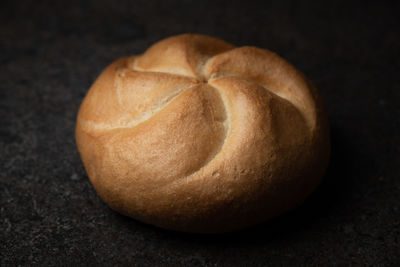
[76,33,330,233]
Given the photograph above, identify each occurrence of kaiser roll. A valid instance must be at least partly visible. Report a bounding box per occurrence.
[75,33,330,233]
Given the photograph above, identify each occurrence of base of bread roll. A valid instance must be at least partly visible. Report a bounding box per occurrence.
[76,34,330,233]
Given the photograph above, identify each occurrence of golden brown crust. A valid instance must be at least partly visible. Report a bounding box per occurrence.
[75,33,330,233]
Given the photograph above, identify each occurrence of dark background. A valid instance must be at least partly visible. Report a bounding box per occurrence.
[1,0,399,265]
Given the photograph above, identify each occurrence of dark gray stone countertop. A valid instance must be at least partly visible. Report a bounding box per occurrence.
[1,0,399,265]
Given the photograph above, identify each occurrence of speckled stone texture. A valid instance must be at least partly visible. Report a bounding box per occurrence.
[1,0,399,266]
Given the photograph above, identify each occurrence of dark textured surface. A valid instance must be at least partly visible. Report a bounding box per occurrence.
[1,0,399,266]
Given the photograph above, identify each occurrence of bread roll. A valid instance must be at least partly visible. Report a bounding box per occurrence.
[76,34,330,233]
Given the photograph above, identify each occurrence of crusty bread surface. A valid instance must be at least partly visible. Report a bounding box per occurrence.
[76,34,330,233]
